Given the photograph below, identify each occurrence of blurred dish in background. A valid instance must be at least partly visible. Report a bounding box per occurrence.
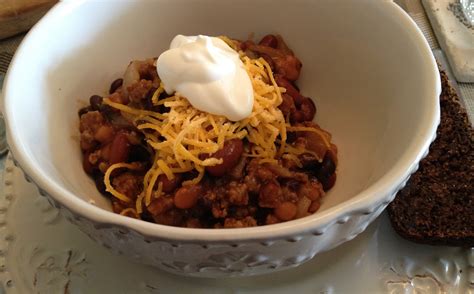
[0,0,57,40]
[460,0,474,26]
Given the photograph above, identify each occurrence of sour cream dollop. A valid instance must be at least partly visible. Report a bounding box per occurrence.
[156,35,254,121]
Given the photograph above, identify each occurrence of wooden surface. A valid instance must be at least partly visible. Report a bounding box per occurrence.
[0,0,57,40]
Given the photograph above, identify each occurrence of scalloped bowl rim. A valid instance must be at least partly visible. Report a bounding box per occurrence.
[2,1,441,242]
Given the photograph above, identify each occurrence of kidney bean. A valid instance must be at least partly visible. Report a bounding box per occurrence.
[205,139,243,177]
[89,95,103,111]
[274,75,300,101]
[245,43,301,81]
[259,34,278,48]
[174,185,201,209]
[274,54,302,81]
[109,78,123,94]
[293,95,305,107]
[109,132,131,164]
[260,54,275,70]
[275,201,297,221]
[240,41,248,51]
[290,110,304,123]
[300,97,316,121]
[158,173,183,193]
[279,93,296,118]
[308,201,321,213]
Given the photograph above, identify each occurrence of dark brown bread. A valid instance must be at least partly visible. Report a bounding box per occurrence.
[388,70,474,247]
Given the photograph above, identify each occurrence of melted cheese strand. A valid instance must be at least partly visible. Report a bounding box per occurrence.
[104,163,140,203]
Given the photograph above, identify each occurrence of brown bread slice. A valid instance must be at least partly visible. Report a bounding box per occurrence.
[387,70,474,247]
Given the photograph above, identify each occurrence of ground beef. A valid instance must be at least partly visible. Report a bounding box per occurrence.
[79,35,338,228]
[112,172,142,201]
[79,111,108,151]
[80,102,334,228]
[137,60,160,84]
[226,182,248,205]
[147,195,174,216]
[222,216,258,228]
[127,79,154,103]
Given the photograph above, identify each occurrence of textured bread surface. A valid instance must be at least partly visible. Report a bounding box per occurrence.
[388,70,474,247]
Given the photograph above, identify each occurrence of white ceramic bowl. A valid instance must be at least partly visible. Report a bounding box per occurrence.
[2,0,440,277]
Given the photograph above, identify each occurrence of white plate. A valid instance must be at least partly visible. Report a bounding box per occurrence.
[0,154,472,294]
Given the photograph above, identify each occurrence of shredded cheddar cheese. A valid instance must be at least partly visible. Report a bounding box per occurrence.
[102,38,328,212]
[104,162,141,203]
[120,207,138,218]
